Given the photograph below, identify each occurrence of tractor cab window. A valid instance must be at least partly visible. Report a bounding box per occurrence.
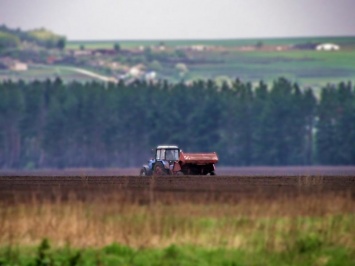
[156,149,165,160]
[156,148,179,160]
[166,149,179,161]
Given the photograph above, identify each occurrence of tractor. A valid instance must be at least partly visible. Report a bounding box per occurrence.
[140,145,218,176]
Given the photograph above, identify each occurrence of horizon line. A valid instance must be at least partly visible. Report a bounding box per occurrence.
[67,35,355,42]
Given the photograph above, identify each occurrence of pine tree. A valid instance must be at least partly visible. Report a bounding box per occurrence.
[316,85,338,164]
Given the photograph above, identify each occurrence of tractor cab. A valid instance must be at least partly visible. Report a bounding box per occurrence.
[155,145,180,161]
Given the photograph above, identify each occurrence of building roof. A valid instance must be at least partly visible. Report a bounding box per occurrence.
[316,43,340,51]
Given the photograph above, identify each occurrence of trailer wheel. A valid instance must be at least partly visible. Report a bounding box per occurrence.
[153,163,168,175]
[210,171,216,175]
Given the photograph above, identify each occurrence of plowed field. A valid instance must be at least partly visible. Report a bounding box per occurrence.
[1,172,355,251]
[1,175,354,204]
[2,166,355,176]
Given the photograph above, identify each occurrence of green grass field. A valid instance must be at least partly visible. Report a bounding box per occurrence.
[1,239,354,266]
[66,37,355,87]
[2,37,355,87]
[67,36,355,50]
[185,49,355,88]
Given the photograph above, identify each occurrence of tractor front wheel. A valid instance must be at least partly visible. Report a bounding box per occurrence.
[153,163,168,175]
[140,168,147,176]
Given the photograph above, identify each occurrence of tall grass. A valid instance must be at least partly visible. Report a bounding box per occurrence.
[0,191,354,252]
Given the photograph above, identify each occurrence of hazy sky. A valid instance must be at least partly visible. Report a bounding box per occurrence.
[1,0,355,40]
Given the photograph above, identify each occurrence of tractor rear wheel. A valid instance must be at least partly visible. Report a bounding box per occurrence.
[153,162,168,175]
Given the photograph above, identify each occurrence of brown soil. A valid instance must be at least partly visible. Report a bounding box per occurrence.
[1,174,354,204]
[1,166,355,177]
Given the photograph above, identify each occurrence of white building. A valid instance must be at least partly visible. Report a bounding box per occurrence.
[145,71,157,80]
[316,43,340,51]
[0,58,28,71]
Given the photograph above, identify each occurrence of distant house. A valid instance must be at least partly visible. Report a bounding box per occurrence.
[129,67,140,77]
[129,64,146,77]
[46,56,58,64]
[11,61,28,71]
[0,57,28,71]
[316,43,340,51]
[191,45,206,51]
[145,71,157,80]
[176,45,207,51]
[92,49,117,56]
[72,50,91,56]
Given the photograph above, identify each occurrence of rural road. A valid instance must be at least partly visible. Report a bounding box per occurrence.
[31,64,118,83]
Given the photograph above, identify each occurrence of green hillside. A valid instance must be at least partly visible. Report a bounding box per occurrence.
[66,37,355,87]
[1,25,354,87]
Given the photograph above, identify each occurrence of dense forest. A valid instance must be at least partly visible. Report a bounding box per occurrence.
[0,24,66,51]
[0,78,354,168]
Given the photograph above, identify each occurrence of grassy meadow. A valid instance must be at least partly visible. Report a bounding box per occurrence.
[2,36,355,87]
[178,44,355,88]
[21,38,355,87]
[1,190,354,265]
[66,36,355,50]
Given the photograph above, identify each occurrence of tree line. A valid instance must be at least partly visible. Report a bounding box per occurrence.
[0,78,354,169]
[0,24,66,52]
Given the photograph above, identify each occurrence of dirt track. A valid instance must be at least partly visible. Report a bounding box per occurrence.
[1,175,354,203]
